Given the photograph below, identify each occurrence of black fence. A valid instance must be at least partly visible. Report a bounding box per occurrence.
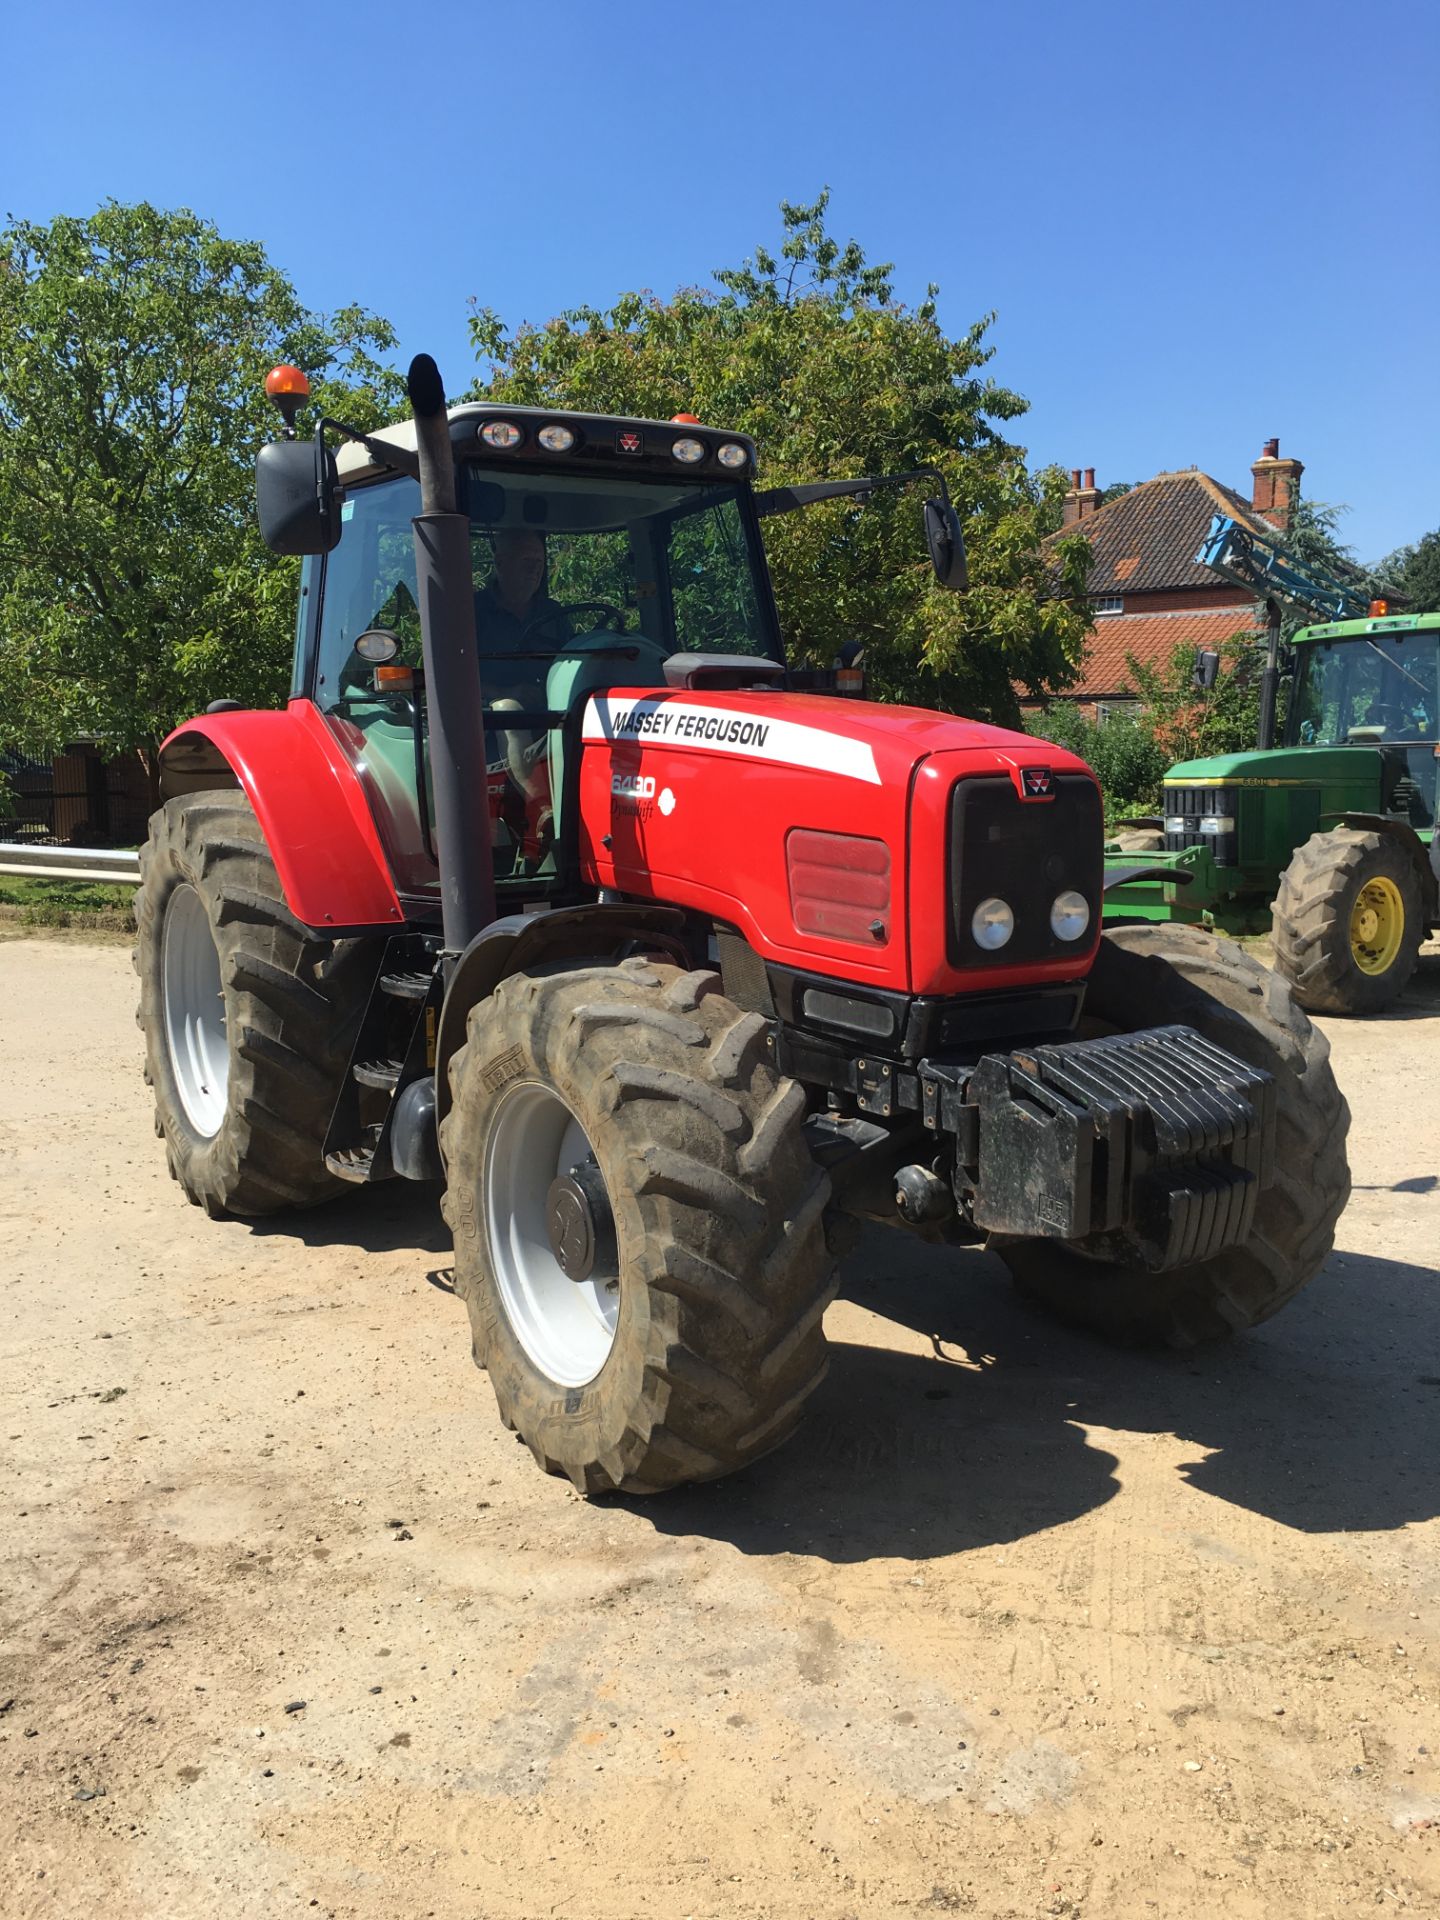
[0,746,152,849]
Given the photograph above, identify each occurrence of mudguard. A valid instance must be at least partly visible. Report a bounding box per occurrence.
[158,699,404,931]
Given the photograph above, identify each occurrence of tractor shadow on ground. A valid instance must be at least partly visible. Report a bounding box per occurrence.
[629,1227,1440,1564]
[242,1180,452,1258]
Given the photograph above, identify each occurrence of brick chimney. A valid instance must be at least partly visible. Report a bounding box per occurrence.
[1251,437,1303,529]
[1062,466,1103,527]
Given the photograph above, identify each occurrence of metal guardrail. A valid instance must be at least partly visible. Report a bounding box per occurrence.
[0,843,140,884]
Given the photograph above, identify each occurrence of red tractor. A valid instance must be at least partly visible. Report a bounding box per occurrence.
[134,355,1350,1494]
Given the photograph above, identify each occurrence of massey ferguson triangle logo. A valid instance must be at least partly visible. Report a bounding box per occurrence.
[1022,766,1054,798]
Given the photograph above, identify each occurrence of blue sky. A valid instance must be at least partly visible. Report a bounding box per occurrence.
[3,0,1436,560]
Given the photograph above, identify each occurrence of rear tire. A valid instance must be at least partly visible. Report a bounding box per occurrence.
[997,925,1350,1346]
[439,958,837,1494]
[134,790,375,1216]
[1271,827,1424,1014]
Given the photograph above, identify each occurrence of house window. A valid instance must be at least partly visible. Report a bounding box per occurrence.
[1094,596,1123,616]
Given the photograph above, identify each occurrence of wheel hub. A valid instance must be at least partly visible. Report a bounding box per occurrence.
[1350,875,1405,975]
[546,1162,617,1283]
[483,1080,621,1388]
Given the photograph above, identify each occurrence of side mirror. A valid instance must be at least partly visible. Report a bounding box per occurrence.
[924,498,969,592]
[256,437,342,555]
[1192,648,1221,691]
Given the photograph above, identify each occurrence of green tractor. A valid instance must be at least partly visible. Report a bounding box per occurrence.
[1104,602,1439,1013]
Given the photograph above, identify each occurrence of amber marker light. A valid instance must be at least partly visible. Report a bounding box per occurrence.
[1369,598,1391,617]
[670,412,702,425]
[265,363,311,436]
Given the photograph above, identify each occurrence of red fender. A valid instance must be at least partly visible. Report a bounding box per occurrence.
[159,699,403,930]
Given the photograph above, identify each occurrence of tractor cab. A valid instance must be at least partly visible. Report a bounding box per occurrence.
[1287,610,1440,829]
[304,407,786,910]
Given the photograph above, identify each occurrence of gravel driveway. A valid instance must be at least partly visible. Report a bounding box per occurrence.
[2,933,1437,1918]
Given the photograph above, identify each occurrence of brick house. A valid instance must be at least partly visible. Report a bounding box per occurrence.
[1035,440,1304,719]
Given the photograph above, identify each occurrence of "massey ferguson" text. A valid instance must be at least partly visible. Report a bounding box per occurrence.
[614,708,771,749]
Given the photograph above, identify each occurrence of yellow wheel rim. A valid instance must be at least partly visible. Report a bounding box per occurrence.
[1349,874,1405,975]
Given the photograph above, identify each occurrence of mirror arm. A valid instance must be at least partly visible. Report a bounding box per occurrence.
[314,414,422,481]
[754,465,953,519]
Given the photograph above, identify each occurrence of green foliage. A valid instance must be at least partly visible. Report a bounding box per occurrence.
[1123,632,1267,763]
[1375,528,1440,614]
[0,202,403,768]
[1025,630,1264,816]
[468,193,1092,724]
[1023,703,1169,817]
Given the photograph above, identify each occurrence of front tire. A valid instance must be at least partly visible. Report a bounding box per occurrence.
[998,926,1351,1346]
[135,790,375,1216]
[440,958,837,1494]
[1271,827,1425,1014]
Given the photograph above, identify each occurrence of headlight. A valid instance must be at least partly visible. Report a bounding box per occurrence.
[671,436,706,464]
[1198,815,1236,834]
[971,897,1014,950]
[1050,890,1090,941]
[716,442,749,469]
[1165,816,1187,834]
[481,420,523,449]
[537,423,575,452]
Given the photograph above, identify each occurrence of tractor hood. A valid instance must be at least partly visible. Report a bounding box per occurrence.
[578,684,1101,998]
[1163,745,1386,786]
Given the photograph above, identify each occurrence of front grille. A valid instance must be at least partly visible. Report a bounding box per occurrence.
[1164,784,1239,865]
[948,774,1102,968]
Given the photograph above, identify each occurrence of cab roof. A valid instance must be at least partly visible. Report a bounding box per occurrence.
[1294,611,1440,644]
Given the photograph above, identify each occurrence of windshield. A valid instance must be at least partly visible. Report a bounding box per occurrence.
[310,467,778,708]
[306,465,781,901]
[1288,630,1440,746]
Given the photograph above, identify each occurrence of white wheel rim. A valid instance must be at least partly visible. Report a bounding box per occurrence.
[484,1080,619,1388]
[162,882,229,1138]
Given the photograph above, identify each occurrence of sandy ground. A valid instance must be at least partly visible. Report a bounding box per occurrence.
[1,933,1437,1920]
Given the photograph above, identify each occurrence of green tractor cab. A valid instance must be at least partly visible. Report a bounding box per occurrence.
[1104,610,1440,1012]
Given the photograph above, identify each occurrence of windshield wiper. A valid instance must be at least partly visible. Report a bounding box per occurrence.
[1362,637,1430,697]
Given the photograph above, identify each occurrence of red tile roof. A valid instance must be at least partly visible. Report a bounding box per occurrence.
[1061,607,1259,700]
[1045,468,1276,595]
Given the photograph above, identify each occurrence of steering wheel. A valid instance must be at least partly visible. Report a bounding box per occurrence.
[518,600,628,643]
[1366,702,1410,734]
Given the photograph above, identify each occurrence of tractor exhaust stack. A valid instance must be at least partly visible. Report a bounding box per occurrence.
[407,353,497,960]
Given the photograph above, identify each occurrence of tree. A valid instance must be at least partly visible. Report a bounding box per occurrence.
[1374,529,1440,614]
[0,202,403,787]
[468,194,1092,723]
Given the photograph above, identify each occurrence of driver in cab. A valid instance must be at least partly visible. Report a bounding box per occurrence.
[475,529,566,684]
[476,527,567,806]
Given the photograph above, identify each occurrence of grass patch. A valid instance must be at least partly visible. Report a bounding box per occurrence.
[0,876,136,931]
